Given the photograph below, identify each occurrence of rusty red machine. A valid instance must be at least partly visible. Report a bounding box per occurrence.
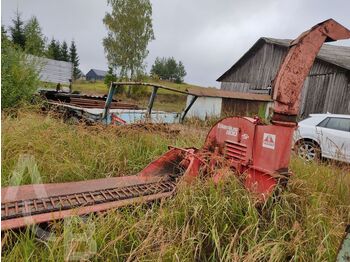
[2,19,350,231]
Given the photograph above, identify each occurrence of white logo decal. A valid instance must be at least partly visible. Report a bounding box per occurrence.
[242,133,249,140]
[262,133,276,149]
[218,123,239,136]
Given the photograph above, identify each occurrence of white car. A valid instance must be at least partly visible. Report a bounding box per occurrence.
[293,113,350,163]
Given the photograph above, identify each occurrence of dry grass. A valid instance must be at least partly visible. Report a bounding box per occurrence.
[1,109,350,261]
[1,109,205,186]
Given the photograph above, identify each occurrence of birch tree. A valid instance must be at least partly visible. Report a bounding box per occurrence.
[103,0,155,95]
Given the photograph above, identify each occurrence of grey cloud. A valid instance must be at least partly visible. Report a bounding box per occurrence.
[2,0,349,87]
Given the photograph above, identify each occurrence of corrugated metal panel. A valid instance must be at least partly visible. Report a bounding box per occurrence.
[27,55,73,84]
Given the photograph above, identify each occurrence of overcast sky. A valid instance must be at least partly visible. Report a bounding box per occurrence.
[2,0,350,87]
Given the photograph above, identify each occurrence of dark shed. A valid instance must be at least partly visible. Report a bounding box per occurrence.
[217,37,350,118]
[86,69,107,81]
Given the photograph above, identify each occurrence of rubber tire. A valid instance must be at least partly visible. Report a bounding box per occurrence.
[295,140,321,161]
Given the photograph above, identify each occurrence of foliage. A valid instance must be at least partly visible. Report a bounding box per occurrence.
[24,16,46,56]
[2,25,9,42]
[46,38,61,60]
[5,11,80,86]
[1,42,40,109]
[151,57,187,83]
[69,40,80,80]
[1,111,349,261]
[177,61,186,83]
[9,10,26,49]
[103,0,155,95]
[60,41,70,62]
[104,66,117,88]
[130,73,148,97]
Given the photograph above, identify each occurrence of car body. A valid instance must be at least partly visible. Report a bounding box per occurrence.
[293,113,350,163]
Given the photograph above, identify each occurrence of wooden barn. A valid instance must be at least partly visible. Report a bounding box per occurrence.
[86,69,107,81]
[217,37,350,118]
[184,87,272,120]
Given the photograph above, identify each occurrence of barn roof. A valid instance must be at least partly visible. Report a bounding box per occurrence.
[88,69,107,77]
[217,37,350,81]
[187,87,272,102]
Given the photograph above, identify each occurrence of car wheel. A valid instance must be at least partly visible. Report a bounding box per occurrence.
[296,140,320,161]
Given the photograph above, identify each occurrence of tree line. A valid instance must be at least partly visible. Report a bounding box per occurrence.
[150,57,186,83]
[3,10,80,79]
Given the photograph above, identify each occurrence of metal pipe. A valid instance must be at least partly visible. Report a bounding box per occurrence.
[147,86,159,117]
[181,95,198,123]
[112,81,190,95]
[271,19,350,124]
[102,82,117,120]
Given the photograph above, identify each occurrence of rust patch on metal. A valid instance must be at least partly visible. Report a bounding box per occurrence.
[272,19,350,122]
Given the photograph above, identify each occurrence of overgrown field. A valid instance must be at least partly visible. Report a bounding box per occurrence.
[2,109,350,261]
[71,78,202,96]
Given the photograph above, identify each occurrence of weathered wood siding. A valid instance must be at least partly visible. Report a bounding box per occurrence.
[220,43,350,117]
[300,71,350,117]
[221,44,286,91]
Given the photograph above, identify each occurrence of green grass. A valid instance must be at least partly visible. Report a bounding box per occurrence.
[1,110,204,186]
[71,78,204,96]
[72,80,107,95]
[2,109,350,261]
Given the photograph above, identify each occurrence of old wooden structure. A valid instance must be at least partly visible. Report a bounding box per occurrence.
[86,69,107,81]
[217,37,350,118]
[185,87,273,120]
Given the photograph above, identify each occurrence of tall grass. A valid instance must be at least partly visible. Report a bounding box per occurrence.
[2,110,349,261]
[1,109,204,186]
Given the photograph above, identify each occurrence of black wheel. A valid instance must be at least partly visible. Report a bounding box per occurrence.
[295,140,321,161]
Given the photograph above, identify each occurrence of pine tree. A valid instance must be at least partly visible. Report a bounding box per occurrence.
[46,38,61,60]
[24,16,46,56]
[60,41,69,62]
[175,61,186,83]
[2,26,9,42]
[9,9,26,49]
[69,40,80,80]
[166,57,178,81]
